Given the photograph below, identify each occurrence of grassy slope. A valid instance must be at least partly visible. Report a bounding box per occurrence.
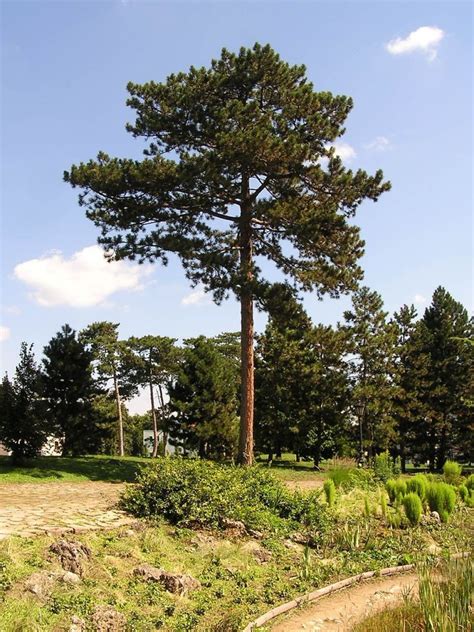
[0,484,472,632]
[0,456,151,484]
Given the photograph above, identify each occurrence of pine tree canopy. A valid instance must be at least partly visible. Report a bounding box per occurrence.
[64,43,390,301]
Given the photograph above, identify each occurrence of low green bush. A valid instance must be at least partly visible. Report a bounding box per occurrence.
[426,482,457,522]
[458,485,469,502]
[121,458,328,535]
[323,479,336,507]
[373,451,401,483]
[465,473,474,491]
[386,478,407,503]
[402,493,422,526]
[406,474,428,501]
[443,460,463,484]
[328,467,375,491]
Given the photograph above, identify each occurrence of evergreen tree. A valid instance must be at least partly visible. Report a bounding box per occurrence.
[391,305,429,471]
[65,43,390,464]
[128,335,178,457]
[344,287,397,458]
[416,287,473,469]
[79,322,138,456]
[0,344,47,462]
[168,336,239,458]
[42,324,99,455]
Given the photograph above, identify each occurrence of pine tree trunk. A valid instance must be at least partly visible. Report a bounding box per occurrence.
[238,182,254,466]
[157,383,167,455]
[148,355,158,458]
[113,369,125,457]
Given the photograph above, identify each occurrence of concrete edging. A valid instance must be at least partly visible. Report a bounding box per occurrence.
[241,552,470,631]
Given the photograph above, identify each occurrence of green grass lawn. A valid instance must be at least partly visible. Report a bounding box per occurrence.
[0,455,151,484]
[0,453,329,485]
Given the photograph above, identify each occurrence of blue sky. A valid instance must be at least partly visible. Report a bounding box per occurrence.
[1,1,472,405]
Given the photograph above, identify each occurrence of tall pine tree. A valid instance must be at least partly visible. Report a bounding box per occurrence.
[65,43,390,463]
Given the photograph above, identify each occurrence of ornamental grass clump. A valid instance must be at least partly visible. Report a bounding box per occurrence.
[402,492,422,526]
[385,478,407,504]
[465,473,474,491]
[426,482,457,522]
[121,457,328,535]
[443,460,463,485]
[406,474,428,501]
[323,479,336,507]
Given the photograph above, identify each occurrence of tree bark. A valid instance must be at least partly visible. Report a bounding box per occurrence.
[148,353,159,458]
[238,179,254,465]
[113,368,125,457]
[157,383,167,455]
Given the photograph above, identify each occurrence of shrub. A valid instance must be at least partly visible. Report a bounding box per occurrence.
[443,460,462,484]
[323,479,336,507]
[121,458,328,534]
[458,485,468,502]
[465,474,474,491]
[426,482,457,522]
[385,479,397,503]
[328,467,375,491]
[402,493,422,526]
[373,451,396,483]
[406,474,428,501]
[380,491,387,518]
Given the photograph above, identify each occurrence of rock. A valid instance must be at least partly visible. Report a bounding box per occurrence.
[242,541,272,563]
[25,571,56,599]
[133,564,200,595]
[430,511,441,524]
[220,518,247,536]
[291,532,309,545]
[248,529,264,540]
[49,540,91,577]
[61,571,82,585]
[91,606,127,632]
[69,615,86,632]
[284,538,304,552]
[123,529,135,538]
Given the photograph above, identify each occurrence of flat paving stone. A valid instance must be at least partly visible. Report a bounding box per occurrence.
[0,482,134,540]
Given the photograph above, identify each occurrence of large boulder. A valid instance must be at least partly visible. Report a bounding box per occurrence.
[49,540,91,577]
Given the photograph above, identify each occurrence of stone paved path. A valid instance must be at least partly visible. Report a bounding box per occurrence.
[0,482,134,539]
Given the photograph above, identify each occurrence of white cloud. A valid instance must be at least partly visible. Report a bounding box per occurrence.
[414,294,427,305]
[386,26,445,61]
[14,245,152,308]
[330,142,357,163]
[3,305,21,315]
[0,326,11,342]
[364,136,392,152]
[181,287,211,306]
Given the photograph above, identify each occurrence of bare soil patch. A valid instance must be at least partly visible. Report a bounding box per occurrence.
[271,572,418,631]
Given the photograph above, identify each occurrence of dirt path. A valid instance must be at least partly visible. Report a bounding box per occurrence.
[0,482,134,539]
[271,572,418,631]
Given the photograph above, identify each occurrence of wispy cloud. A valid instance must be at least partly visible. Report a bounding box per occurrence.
[0,326,11,342]
[330,142,357,163]
[386,26,445,62]
[3,305,21,316]
[364,136,392,152]
[414,294,427,305]
[181,287,211,306]
[14,245,152,308]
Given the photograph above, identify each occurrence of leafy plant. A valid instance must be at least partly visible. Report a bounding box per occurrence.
[426,482,457,522]
[443,460,462,484]
[465,473,474,491]
[402,493,422,526]
[323,479,336,507]
[385,478,406,503]
[406,474,428,501]
[373,451,399,483]
[121,458,328,534]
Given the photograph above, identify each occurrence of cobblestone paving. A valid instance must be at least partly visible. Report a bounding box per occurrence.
[0,482,134,539]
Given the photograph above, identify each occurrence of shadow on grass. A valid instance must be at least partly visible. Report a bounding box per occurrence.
[0,455,150,483]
